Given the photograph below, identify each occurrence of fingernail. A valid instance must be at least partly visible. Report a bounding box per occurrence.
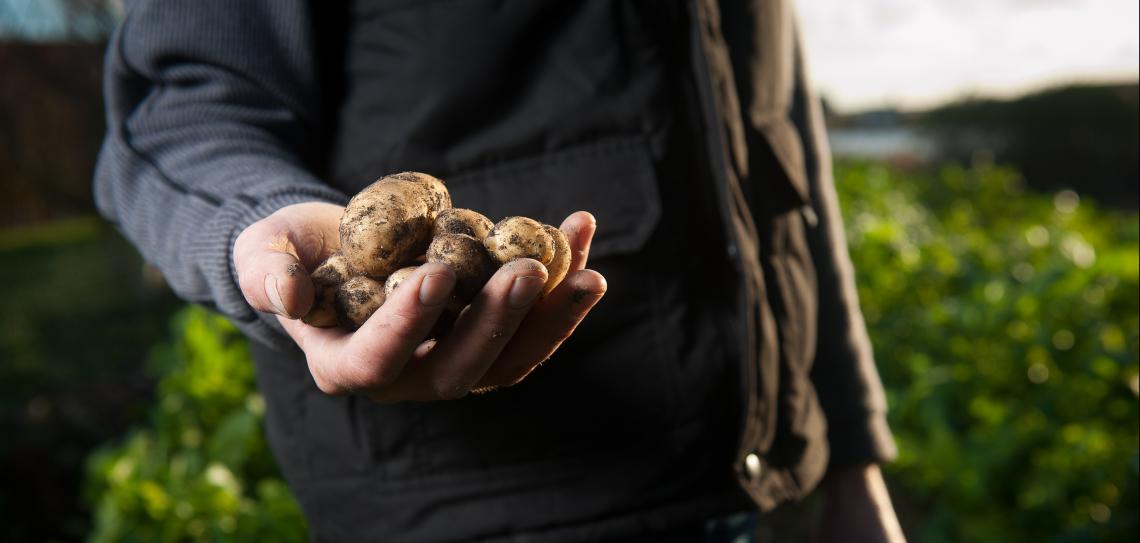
[265,275,291,317]
[419,273,453,306]
[508,276,545,308]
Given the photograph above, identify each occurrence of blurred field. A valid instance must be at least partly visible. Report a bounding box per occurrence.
[841,161,1138,542]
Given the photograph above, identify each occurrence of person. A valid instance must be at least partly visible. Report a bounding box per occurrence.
[95,0,905,541]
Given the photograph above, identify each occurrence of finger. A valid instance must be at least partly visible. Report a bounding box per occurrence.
[278,314,354,394]
[331,263,455,393]
[474,268,606,390]
[395,259,549,401]
[235,222,316,319]
[234,203,343,319]
[366,339,439,404]
[279,312,349,351]
[559,211,597,272]
[276,203,343,268]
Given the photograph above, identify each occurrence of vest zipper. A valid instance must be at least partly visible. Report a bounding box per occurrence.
[686,0,759,479]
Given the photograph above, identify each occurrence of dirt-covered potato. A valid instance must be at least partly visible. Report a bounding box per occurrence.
[338,172,451,278]
[383,266,419,299]
[541,225,571,297]
[317,169,591,333]
[334,276,386,330]
[427,233,493,301]
[302,252,351,328]
[483,216,554,265]
[432,208,494,240]
[387,171,451,214]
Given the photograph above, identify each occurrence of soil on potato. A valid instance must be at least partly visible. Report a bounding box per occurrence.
[347,288,374,304]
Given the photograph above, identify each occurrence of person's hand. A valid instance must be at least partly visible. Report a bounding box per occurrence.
[814,463,906,543]
[234,202,607,402]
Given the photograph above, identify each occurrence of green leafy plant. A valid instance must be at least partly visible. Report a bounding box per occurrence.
[838,161,1139,542]
[84,308,306,542]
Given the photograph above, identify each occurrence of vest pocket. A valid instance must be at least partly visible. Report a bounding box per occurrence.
[346,136,686,485]
[445,136,662,259]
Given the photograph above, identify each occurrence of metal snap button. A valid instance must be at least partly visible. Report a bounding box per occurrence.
[744,452,762,480]
[801,205,819,228]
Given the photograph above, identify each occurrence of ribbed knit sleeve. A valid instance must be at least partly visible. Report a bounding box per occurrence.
[94,0,347,347]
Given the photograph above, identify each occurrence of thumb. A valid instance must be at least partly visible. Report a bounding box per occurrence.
[234,203,342,318]
[235,226,315,318]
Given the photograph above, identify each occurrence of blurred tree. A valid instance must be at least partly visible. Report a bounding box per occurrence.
[0,0,119,40]
[56,0,120,39]
[920,83,1140,209]
[0,41,106,227]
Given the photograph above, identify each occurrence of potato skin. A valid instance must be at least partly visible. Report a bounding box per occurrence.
[432,208,494,240]
[328,170,584,333]
[339,172,451,278]
[387,171,450,215]
[427,233,493,301]
[541,225,571,297]
[483,216,554,265]
[335,276,386,330]
[383,266,419,299]
[302,252,351,328]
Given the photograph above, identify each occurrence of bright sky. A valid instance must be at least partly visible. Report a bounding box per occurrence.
[798,0,1140,111]
[2,0,1137,112]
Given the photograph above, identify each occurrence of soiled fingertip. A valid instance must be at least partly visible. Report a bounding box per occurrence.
[563,210,596,230]
[265,275,290,316]
[566,270,606,305]
[418,270,456,307]
[413,339,438,358]
[508,276,546,308]
[503,258,549,279]
[576,269,607,292]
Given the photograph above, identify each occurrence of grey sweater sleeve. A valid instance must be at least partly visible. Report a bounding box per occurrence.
[790,28,897,468]
[94,0,347,347]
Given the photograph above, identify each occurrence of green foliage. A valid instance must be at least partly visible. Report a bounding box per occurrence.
[84,307,306,542]
[837,161,1139,542]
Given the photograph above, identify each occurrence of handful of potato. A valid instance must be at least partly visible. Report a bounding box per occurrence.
[301,172,570,333]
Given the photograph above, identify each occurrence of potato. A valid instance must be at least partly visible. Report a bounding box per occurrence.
[339,172,451,278]
[379,263,467,338]
[383,266,419,299]
[387,171,451,214]
[334,276,386,330]
[483,216,554,265]
[302,252,351,328]
[322,170,586,333]
[427,233,493,301]
[541,225,571,297]
[432,208,494,240]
